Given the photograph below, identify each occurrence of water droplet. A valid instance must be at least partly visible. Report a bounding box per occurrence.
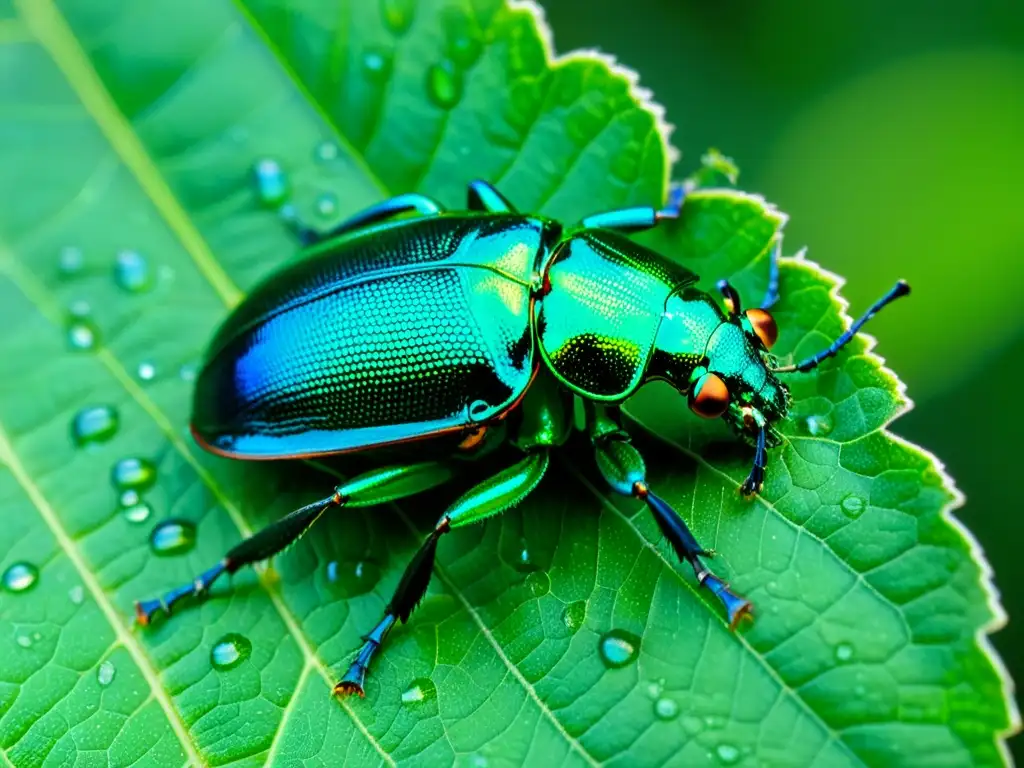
[841,495,866,518]
[315,192,339,219]
[58,246,84,276]
[66,317,99,351]
[16,634,32,648]
[681,714,704,735]
[111,457,157,493]
[278,203,299,226]
[71,405,119,446]
[114,250,152,293]
[561,600,586,634]
[69,585,85,605]
[645,680,663,699]
[253,158,289,208]
[97,660,115,686]
[804,414,833,437]
[122,499,153,524]
[325,559,381,598]
[401,677,437,709]
[525,570,549,598]
[654,697,679,721]
[3,562,39,593]
[361,47,393,82]
[380,0,415,34]
[314,140,339,163]
[598,629,640,669]
[137,361,156,381]
[179,363,198,382]
[513,537,536,572]
[715,744,740,765]
[68,300,91,317]
[211,633,252,670]
[835,643,854,662]
[149,520,197,556]
[467,754,488,768]
[427,59,463,109]
[442,7,482,68]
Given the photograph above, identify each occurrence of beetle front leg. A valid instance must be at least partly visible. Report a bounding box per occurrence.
[336,450,550,696]
[579,183,685,233]
[590,422,752,629]
[134,462,455,626]
[294,192,445,245]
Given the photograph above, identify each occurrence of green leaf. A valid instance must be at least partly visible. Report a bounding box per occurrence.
[0,1,1015,766]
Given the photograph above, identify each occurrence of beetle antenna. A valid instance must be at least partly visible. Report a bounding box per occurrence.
[773,280,910,374]
[716,280,742,316]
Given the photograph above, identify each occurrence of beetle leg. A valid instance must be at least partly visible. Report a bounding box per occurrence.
[295,192,445,245]
[134,462,455,626]
[579,182,686,233]
[336,451,550,697]
[591,427,752,630]
[467,180,517,213]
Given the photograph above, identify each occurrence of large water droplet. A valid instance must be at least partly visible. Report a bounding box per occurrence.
[654,697,679,721]
[598,629,640,669]
[314,140,339,163]
[315,192,339,219]
[69,585,85,605]
[137,361,156,382]
[325,559,381,598]
[71,405,119,446]
[442,7,482,68]
[715,744,740,765]
[835,643,854,662]
[841,495,866,518]
[427,60,463,109]
[254,158,289,208]
[561,600,586,634]
[114,250,152,293]
[525,570,549,598]
[211,633,252,670]
[804,414,833,437]
[3,562,39,593]
[361,47,393,82]
[401,676,437,711]
[380,0,415,34]
[66,317,99,351]
[97,660,116,686]
[111,457,157,492]
[58,246,84,276]
[149,520,197,556]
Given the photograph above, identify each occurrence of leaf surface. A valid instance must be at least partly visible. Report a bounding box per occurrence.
[0,0,1015,766]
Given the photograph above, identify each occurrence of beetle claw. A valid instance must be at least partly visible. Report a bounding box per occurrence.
[335,664,368,698]
[134,598,166,627]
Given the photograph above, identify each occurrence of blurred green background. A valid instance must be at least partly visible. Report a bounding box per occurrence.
[547,0,1023,745]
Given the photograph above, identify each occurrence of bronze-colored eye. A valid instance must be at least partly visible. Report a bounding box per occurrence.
[688,373,730,419]
[745,308,779,349]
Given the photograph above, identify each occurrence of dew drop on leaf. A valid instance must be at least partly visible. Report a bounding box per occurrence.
[179,362,198,382]
[380,0,415,35]
[804,413,833,437]
[561,600,586,634]
[401,677,437,710]
[426,60,463,109]
[137,361,156,381]
[514,538,535,572]
[3,562,39,593]
[314,140,339,163]
[315,192,339,219]
[253,158,289,207]
[442,7,481,68]
[835,643,854,662]
[654,697,679,721]
[16,634,32,648]
[681,714,704,735]
[841,495,866,518]
[66,317,99,351]
[97,660,116,686]
[361,48,393,82]
[71,405,119,446]
[211,633,252,670]
[525,570,549,598]
[114,250,152,293]
[122,499,153,524]
[68,585,84,605]
[598,629,640,668]
[325,559,381,598]
[58,246,83,276]
[149,520,197,556]
[715,744,740,765]
[111,457,157,492]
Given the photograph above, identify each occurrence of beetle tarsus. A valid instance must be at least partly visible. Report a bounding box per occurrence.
[134,560,228,626]
[696,568,753,630]
[337,614,396,698]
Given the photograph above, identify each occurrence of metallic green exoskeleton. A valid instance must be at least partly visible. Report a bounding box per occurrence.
[136,180,909,697]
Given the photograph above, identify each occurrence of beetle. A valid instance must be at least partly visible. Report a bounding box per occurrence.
[135,180,908,696]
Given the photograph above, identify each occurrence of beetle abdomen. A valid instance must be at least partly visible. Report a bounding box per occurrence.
[193,215,545,459]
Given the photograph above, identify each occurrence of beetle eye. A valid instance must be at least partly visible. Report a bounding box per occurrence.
[745,308,779,350]
[688,373,730,419]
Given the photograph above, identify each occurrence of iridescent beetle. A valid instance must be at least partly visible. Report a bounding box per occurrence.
[136,180,908,696]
